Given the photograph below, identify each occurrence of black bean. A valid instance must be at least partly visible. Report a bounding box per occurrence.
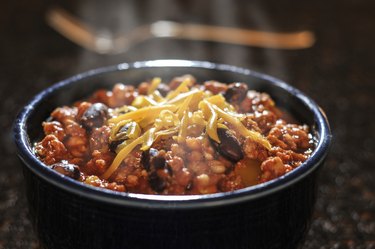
[140,149,152,171]
[110,121,141,152]
[141,148,170,192]
[81,103,108,130]
[141,148,168,171]
[50,162,80,179]
[148,171,166,193]
[223,83,248,104]
[153,157,166,170]
[157,83,170,97]
[118,125,129,134]
[109,139,125,153]
[210,128,244,162]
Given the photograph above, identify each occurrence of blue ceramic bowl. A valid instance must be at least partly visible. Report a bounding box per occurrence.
[14,60,331,249]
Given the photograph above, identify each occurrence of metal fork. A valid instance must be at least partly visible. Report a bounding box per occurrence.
[46,7,315,54]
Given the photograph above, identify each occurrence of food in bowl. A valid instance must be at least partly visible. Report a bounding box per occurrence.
[15,61,331,249]
[34,74,315,195]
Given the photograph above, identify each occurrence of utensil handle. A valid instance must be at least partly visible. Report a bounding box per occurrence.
[46,7,99,52]
[152,21,315,49]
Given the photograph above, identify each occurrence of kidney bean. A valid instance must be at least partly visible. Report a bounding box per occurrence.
[50,161,80,179]
[80,103,108,130]
[224,83,248,104]
[211,128,244,162]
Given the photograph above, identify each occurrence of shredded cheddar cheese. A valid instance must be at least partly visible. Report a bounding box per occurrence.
[102,78,272,179]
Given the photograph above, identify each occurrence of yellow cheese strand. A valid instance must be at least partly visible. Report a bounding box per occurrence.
[154,110,180,129]
[165,79,190,100]
[176,94,194,118]
[200,101,220,143]
[110,120,140,141]
[131,95,159,108]
[167,89,200,105]
[141,127,157,151]
[177,111,189,143]
[150,91,164,102]
[147,77,161,95]
[106,78,273,180]
[108,105,176,124]
[110,120,130,140]
[101,135,144,179]
[155,127,179,140]
[205,94,227,109]
[211,104,272,150]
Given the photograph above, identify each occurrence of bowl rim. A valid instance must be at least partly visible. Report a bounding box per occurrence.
[13,59,331,209]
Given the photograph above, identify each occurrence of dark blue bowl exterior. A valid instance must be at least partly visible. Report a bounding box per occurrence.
[14,60,331,249]
[23,165,319,249]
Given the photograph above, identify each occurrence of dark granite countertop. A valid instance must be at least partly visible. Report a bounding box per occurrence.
[1,0,374,248]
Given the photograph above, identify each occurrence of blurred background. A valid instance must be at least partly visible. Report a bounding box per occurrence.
[0,0,374,248]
